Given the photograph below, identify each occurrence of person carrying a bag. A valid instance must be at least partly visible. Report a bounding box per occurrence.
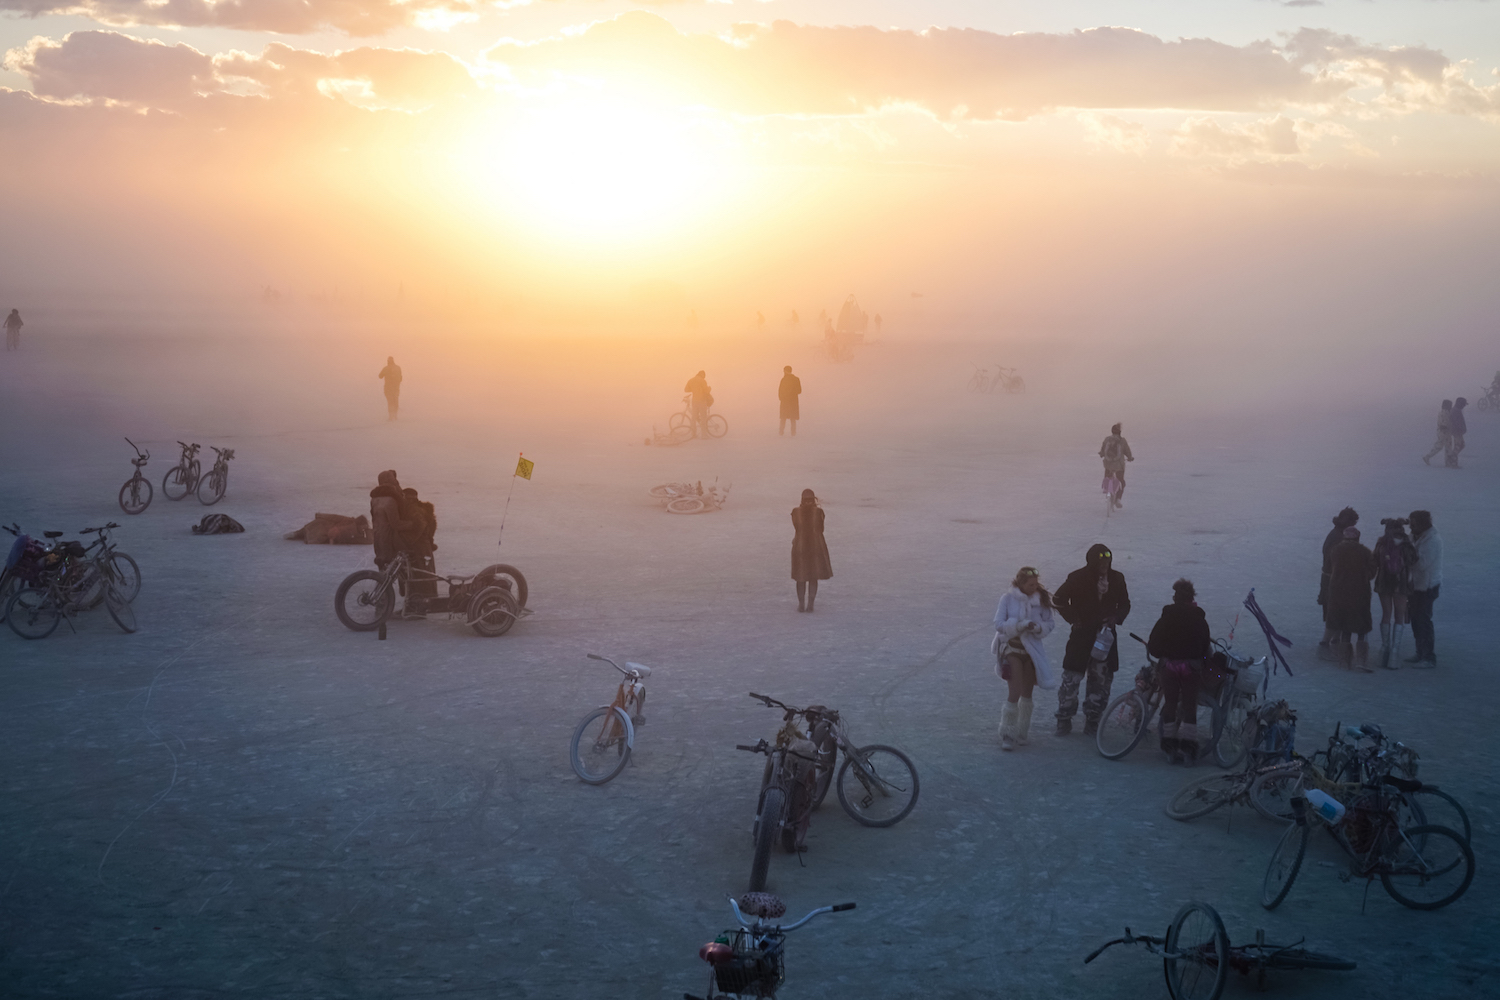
[1052,543,1131,737]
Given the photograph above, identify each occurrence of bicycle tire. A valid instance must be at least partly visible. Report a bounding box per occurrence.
[118,476,152,515]
[648,484,689,500]
[569,706,632,784]
[781,778,810,854]
[668,412,693,437]
[666,496,708,514]
[6,587,61,640]
[104,583,137,634]
[1212,698,1255,769]
[1164,902,1229,1000]
[1413,788,1471,844]
[705,414,728,439]
[1380,824,1474,910]
[472,564,528,609]
[836,745,919,827]
[1010,378,1026,394]
[1165,773,1242,822]
[749,786,784,892]
[197,469,226,505]
[334,570,394,631]
[107,552,142,604]
[810,739,836,810]
[1262,949,1357,972]
[162,465,192,501]
[468,586,518,637]
[1260,822,1309,910]
[1096,690,1151,760]
[1248,766,1304,823]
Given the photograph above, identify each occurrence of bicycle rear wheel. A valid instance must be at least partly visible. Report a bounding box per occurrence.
[1249,766,1304,822]
[1212,698,1255,769]
[1260,822,1309,910]
[107,552,142,603]
[1413,788,1471,844]
[1096,691,1151,760]
[162,465,192,501]
[749,786,784,892]
[6,587,60,640]
[569,706,632,784]
[666,496,708,514]
[836,745,919,827]
[1263,949,1357,972]
[705,414,728,438]
[197,469,226,505]
[1165,773,1241,822]
[118,476,152,515]
[468,586,518,637]
[1380,824,1474,910]
[1164,902,1228,1000]
[472,564,528,609]
[104,583,137,634]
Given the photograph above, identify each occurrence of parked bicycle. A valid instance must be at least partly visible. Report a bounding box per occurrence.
[196,446,234,505]
[5,527,136,638]
[1085,901,1354,1000]
[687,893,855,1000]
[668,395,729,440]
[335,550,528,637]
[966,364,990,393]
[162,441,203,501]
[570,653,652,784]
[118,438,153,514]
[991,365,1025,394]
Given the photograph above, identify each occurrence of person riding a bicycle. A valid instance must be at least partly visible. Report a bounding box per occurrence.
[685,370,713,438]
[1100,423,1134,509]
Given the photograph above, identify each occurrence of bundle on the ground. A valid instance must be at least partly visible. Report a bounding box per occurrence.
[284,513,371,544]
[193,514,245,535]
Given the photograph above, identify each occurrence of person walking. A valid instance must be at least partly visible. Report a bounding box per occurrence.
[1445,397,1468,468]
[378,356,403,421]
[790,489,831,612]
[1099,423,1134,508]
[992,567,1059,751]
[1317,506,1359,659]
[1422,400,1452,465]
[4,309,22,350]
[1372,517,1417,669]
[778,366,802,436]
[1326,526,1376,671]
[1053,543,1130,736]
[684,370,712,438]
[1146,579,1212,765]
[1405,509,1442,667]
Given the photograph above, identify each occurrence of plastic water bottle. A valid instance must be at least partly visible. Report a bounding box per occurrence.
[1304,788,1346,824]
[1090,626,1115,662]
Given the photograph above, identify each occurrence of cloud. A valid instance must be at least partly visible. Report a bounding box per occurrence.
[1283,27,1500,120]
[1172,114,1302,159]
[1079,112,1150,154]
[0,0,480,37]
[6,30,216,106]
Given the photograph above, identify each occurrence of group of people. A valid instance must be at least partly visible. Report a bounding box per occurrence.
[678,367,804,438]
[1317,507,1443,670]
[1422,397,1469,468]
[368,469,438,610]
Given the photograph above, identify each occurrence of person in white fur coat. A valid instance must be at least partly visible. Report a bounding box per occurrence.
[992,566,1059,750]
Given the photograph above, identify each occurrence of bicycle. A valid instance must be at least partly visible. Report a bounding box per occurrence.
[669,394,729,440]
[1164,701,1301,823]
[334,550,527,637]
[73,522,142,608]
[687,893,855,1000]
[5,533,136,638]
[665,481,732,515]
[1085,901,1354,1000]
[1261,773,1474,911]
[1102,472,1121,517]
[196,446,235,505]
[992,365,1025,394]
[966,364,990,393]
[118,438,153,514]
[161,440,203,501]
[569,653,652,784]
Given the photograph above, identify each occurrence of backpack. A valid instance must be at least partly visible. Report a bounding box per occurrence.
[1378,538,1407,577]
[1103,436,1122,462]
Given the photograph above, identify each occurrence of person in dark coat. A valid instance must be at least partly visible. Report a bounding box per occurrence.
[1446,397,1468,468]
[401,487,439,607]
[778,366,802,436]
[1052,543,1130,736]
[379,357,402,421]
[1326,525,1376,671]
[1147,579,1212,765]
[791,488,831,612]
[1317,506,1358,659]
[369,470,407,569]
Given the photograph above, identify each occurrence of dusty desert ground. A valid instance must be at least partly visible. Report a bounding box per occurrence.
[0,315,1495,999]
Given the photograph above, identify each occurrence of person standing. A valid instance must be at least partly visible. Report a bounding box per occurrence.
[1422,400,1452,465]
[1326,526,1376,671]
[1317,506,1359,659]
[790,489,831,612]
[1372,517,1417,669]
[4,309,21,350]
[684,370,712,438]
[778,366,802,436]
[1099,423,1134,508]
[1405,510,1442,667]
[992,567,1058,751]
[1053,543,1130,736]
[379,356,403,421]
[1445,397,1468,468]
[1146,579,1212,765]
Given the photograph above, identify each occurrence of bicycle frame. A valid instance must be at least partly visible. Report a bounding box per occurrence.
[585,653,648,747]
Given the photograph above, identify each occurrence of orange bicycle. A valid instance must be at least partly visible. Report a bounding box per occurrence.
[570,653,653,784]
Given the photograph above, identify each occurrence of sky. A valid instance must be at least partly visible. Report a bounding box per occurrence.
[1,1,1497,339]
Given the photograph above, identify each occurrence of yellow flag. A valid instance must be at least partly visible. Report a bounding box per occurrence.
[514,456,535,480]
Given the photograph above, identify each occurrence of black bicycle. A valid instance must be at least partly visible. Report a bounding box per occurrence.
[197,446,234,505]
[118,438,153,514]
[686,893,854,999]
[162,440,203,501]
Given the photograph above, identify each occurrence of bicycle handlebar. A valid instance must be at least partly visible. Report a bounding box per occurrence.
[749,691,795,712]
[587,652,626,673]
[726,896,855,931]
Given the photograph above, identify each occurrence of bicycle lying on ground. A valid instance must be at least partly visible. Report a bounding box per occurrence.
[569,653,652,784]
[197,446,234,505]
[1165,700,1301,823]
[650,480,732,514]
[686,893,855,1000]
[118,438,153,514]
[162,440,202,501]
[1085,901,1354,1000]
[335,550,528,636]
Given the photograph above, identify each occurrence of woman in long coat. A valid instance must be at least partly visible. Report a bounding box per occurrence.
[1326,526,1376,671]
[791,488,832,612]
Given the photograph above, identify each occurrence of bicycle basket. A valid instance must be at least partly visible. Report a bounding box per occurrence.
[1232,657,1265,695]
[714,931,784,996]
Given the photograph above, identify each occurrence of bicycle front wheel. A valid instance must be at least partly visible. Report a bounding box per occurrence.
[197,470,226,505]
[1248,766,1304,823]
[334,571,394,631]
[836,745,919,827]
[569,706,632,784]
[1261,822,1309,910]
[705,414,728,438]
[107,552,142,603]
[1165,773,1241,822]
[1096,691,1151,760]
[1164,902,1228,1000]
[118,476,152,515]
[666,496,708,514]
[162,465,191,501]
[104,583,137,634]
[1263,949,1357,972]
[1413,788,1471,844]
[1212,698,1255,769]
[749,786,784,892]
[667,412,692,437]
[1380,824,1475,910]
[6,587,61,639]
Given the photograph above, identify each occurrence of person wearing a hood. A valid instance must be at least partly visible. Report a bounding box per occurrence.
[1422,400,1452,466]
[992,566,1058,751]
[790,489,831,612]
[1146,579,1212,765]
[1445,398,1468,468]
[1371,517,1417,669]
[1052,543,1131,736]
[1326,525,1376,671]
[369,470,410,570]
[1317,506,1359,659]
[1405,509,1442,667]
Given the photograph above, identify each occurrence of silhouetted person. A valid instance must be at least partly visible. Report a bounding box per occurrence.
[1099,423,1133,508]
[402,486,439,608]
[791,489,831,612]
[379,356,402,420]
[1147,579,1211,765]
[4,309,21,351]
[1405,510,1442,666]
[778,366,801,436]
[1317,506,1359,658]
[369,470,407,569]
[684,370,712,437]
[1422,400,1451,465]
[1326,526,1375,671]
[1446,398,1468,468]
[1053,543,1130,736]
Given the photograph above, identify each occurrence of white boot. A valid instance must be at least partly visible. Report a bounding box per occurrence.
[999,703,1018,750]
[1378,622,1392,670]
[1386,624,1406,669]
[1016,698,1034,746]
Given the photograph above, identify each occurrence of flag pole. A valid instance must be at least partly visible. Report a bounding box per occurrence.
[498,452,520,551]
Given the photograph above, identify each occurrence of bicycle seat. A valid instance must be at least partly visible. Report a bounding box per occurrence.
[43,531,64,538]
[132,457,149,467]
[738,893,785,919]
[625,662,651,679]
